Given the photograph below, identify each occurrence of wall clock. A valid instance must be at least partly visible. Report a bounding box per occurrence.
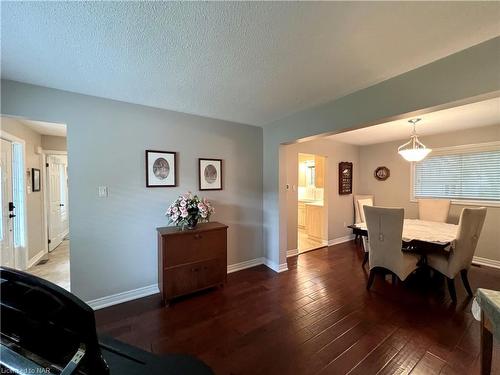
[374,166,390,181]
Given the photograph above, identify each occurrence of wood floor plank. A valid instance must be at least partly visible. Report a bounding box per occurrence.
[95,241,500,374]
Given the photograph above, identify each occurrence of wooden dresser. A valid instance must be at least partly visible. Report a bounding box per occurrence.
[157,222,228,305]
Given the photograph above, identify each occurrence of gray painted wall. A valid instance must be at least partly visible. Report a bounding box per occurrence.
[1,80,263,301]
[42,135,67,151]
[359,124,500,262]
[264,37,500,267]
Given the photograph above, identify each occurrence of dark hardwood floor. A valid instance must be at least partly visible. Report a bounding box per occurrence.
[96,241,500,374]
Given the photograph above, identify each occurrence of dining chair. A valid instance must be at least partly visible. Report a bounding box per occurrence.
[418,198,451,223]
[354,195,374,245]
[354,195,374,224]
[364,206,420,290]
[427,207,487,302]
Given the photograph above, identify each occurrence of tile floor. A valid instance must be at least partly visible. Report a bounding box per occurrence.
[27,240,70,291]
[298,230,325,253]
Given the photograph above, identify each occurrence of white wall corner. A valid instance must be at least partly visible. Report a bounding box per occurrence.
[86,284,160,310]
[265,258,288,273]
[286,248,298,258]
[472,256,500,270]
[227,257,265,274]
[327,234,355,247]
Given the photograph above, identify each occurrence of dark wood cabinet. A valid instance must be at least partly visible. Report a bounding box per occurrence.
[157,222,228,305]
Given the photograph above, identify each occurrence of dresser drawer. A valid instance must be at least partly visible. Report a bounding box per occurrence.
[163,229,226,267]
[165,258,225,298]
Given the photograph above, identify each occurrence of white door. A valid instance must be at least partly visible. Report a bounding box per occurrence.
[1,139,15,267]
[47,155,68,251]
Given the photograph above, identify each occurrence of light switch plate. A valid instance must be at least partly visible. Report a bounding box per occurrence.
[98,186,108,198]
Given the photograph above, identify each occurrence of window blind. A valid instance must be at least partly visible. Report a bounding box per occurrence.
[414,148,500,202]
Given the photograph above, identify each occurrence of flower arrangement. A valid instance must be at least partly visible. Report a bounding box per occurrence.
[165,192,215,229]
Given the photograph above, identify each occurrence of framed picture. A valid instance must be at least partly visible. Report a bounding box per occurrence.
[374,166,390,181]
[145,150,177,187]
[338,162,353,195]
[199,158,222,191]
[32,168,41,192]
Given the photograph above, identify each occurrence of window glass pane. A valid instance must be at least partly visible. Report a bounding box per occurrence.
[414,148,500,202]
[12,144,25,247]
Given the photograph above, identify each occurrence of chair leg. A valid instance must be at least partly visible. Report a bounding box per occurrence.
[460,269,473,297]
[447,277,457,303]
[367,269,376,290]
[362,252,368,266]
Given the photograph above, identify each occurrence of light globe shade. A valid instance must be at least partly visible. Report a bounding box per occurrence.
[398,135,432,162]
[398,148,432,162]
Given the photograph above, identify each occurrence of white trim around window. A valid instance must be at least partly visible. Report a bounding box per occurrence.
[410,141,500,208]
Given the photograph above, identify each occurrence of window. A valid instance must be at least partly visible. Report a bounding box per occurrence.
[412,142,500,205]
[12,143,26,247]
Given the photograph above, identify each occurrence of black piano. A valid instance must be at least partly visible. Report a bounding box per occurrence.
[0,267,214,375]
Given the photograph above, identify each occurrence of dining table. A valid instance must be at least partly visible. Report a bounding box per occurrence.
[348,219,459,264]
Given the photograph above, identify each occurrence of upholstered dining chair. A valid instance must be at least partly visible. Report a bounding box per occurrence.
[427,207,487,302]
[418,198,451,223]
[354,195,374,246]
[354,194,374,224]
[364,206,420,290]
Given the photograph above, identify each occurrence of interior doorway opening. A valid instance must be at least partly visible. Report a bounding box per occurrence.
[297,153,327,253]
[0,116,70,290]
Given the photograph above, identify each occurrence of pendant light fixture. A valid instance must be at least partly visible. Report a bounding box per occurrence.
[398,118,431,162]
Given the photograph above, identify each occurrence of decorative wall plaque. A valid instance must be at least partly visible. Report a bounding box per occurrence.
[374,166,390,181]
[338,162,353,195]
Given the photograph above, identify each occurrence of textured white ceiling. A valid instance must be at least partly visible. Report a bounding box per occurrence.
[329,97,500,145]
[1,2,499,126]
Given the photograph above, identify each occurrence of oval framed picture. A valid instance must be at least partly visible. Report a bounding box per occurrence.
[374,166,390,181]
[199,158,223,190]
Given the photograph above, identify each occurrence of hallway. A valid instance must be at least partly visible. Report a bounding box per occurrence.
[27,240,70,290]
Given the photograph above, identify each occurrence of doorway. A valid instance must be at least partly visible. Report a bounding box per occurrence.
[46,154,69,252]
[297,153,327,253]
[1,116,70,290]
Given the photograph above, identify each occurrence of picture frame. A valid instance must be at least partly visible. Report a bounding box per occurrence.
[374,166,390,181]
[32,168,41,192]
[199,158,223,191]
[145,150,177,187]
[338,162,353,195]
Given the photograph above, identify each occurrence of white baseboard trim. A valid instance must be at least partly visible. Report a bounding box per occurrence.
[327,234,355,247]
[286,248,298,258]
[86,284,160,310]
[227,257,265,273]
[27,249,47,269]
[265,258,288,273]
[473,256,500,270]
